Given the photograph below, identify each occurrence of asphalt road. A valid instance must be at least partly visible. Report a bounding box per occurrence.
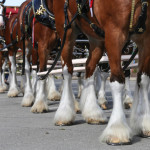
[0,79,150,150]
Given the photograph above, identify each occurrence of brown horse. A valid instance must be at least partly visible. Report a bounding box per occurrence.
[16,0,61,112]
[52,0,150,145]
[5,13,20,97]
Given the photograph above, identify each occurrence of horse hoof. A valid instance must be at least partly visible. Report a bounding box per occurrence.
[31,101,49,113]
[7,88,19,97]
[0,89,5,93]
[140,131,150,138]
[47,94,61,101]
[55,121,73,126]
[106,137,132,146]
[31,107,49,113]
[87,119,107,125]
[100,103,108,110]
[124,103,132,109]
[22,101,34,107]
[74,100,80,113]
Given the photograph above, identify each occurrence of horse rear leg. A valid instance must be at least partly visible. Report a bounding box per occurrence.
[46,74,61,101]
[130,40,150,137]
[21,42,34,107]
[7,47,19,97]
[80,38,107,124]
[96,65,109,110]
[123,70,133,109]
[31,48,38,96]
[100,30,132,145]
[1,56,9,91]
[0,52,4,92]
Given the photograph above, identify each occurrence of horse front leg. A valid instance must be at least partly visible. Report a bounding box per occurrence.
[7,47,19,97]
[54,28,77,125]
[130,39,150,138]
[80,38,107,124]
[21,42,34,107]
[1,56,9,91]
[100,30,132,145]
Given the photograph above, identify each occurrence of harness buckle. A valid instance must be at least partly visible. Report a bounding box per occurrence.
[142,2,149,6]
[90,23,94,28]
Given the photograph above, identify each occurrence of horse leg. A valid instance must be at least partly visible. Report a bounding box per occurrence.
[7,47,19,97]
[21,42,34,107]
[96,67,109,110]
[80,38,107,124]
[77,72,84,98]
[31,48,38,96]
[130,40,150,137]
[95,67,101,94]
[54,27,77,125]
[0,52,3,92]
[123,70,133,109]
[47,74,61,101]
[31,40,49,113]
[100,30,132,145]
[2,56,9,91]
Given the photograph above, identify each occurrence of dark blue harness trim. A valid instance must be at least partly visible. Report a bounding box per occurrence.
[32,0,55,30]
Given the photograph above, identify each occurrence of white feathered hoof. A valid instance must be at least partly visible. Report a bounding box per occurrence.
[3,83,8,89]
[100,122,132,145]
[140,131,150,138]
[7,87,19,97]
[74,100,80,113]
[139,117,150,138]
[54,106,76,126]
[124,102,132,109]
[100,102,108,110]
[0,86,5,93]
[1,84,8,92]
[131,115,150,138]
[47,91,61,101]
[21,93,34,107]
[123,96,133,109]
[86,116,107,125]
[98,97,108,110]
[31,100,49,113]
[82,108,108,125]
